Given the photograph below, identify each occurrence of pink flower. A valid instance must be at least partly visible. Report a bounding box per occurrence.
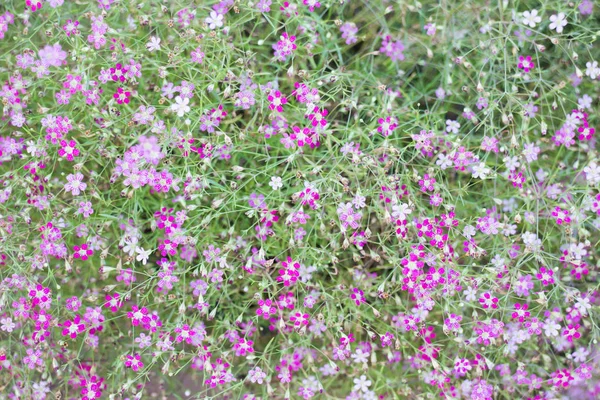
[277,257,300,286]
[478,292,499,309]
[289,311,310,327]
[22,348,44,369]
[55,90,71,105]
[418,174,436,192]
[63,74,83,94]
[191,46,205,63]
[268,90,288,112]
[61,315,86,339]
[104,293,122,312]
[563,324,581,342]
[124,354,144,371]
[73,243,93,261]
[303,0,321,12]
[551,206,571,225]
[38,43,67,67]
[58,140,80,161]
[307,107,328,127]
[518,55,535,73]
[552,369,574,388]
[256,299,277,319]
[273,32,297,62]
[536,266,555,286]
[511,303,530,322]
[350,288,366,306]
[233,338,254,357]
[114,87,131,104]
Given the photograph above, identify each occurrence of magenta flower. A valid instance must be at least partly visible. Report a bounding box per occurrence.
[25,0,43,12]
[350,288,366,306]
[127,305,149,326]
[563,324,581,342]
[277,257,301,286]
[551,206,571,225]
[289,311,310,327]
[478,292,499,309]
[61,315,86,339]
[268,90,288,112]
[58,139,80,161]
[124,354,144,372]
[104,293,122,312]
[233,338,254,357]
[511,303,530,322]
[536,266,555,286]
[552,369,574,388]
[518,55,535,73]
[63,19,79,36]
[114,87,131,104]
[256,299,277,319]
[73,243,93,261]
[307,107,328,127]
[303,0,320,12]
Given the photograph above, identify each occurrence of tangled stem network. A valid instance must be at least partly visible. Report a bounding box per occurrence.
[0,1,600,399]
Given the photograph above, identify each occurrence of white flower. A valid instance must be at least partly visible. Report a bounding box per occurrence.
[352,375,372,393]
[503,156,520,171]
[583,161,600,185]
[463,225,476,239]
[135,247,151,265]
[205,11,224,29]
[585,60,600,80]
[568,243,587,260]
[472,162,491,179]
[171,96,190,117]
[548,13,567,33]
[522,231,542,252]
[575,297,592,316]
[353,194,366,209]
[570,347,589,363]
[446,119,460,134]
[351,349,369,364]
[269,176,283,190]
[463,286,478,302]
[122,236,139,256]
[521,9,541,28]
[391,203,412,220]
[362,390,377,400]
[578,94,592,110]
[146,36,161,52]
[535,168,547,182]
[436,153,452,170]
[543,319,561,337]
[0,317,15,332]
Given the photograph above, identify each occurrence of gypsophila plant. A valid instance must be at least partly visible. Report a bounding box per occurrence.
[0,0,600,399]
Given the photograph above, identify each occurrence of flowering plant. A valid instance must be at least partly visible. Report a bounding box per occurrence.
[1,1,600,399]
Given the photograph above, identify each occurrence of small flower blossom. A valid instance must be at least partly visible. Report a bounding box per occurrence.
[146,36,161,52]
[518,55,535,73]
[549,13,567,33]
[521,9,541,28]
[205,11,224,29]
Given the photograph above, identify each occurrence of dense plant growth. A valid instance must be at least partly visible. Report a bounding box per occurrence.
[1,1,600,399]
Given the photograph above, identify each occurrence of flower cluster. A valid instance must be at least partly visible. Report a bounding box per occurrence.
[1,2,599,400]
